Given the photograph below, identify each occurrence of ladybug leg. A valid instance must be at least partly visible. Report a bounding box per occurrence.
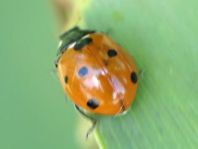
[86,120,97,139]
[75,105,97,139]
[138,69,145,79]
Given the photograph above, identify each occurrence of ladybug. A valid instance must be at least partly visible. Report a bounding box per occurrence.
[55,27,138,136]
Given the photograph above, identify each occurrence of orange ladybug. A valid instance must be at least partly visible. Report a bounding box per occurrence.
[55,27,138,136]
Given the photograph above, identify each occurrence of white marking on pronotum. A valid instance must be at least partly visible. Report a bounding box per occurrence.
[58,40,63,49]
[81,34,90,39]
[67,42,76,49]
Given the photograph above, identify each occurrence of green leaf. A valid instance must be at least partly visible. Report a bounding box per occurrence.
[73,0,198,148]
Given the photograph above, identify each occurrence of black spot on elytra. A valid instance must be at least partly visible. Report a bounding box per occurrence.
[107,49,117,57]
[64,76,68,83]
[78,66,88,77]
[87,99,100,109]
[74,37,92,50]
[131,72,138,84]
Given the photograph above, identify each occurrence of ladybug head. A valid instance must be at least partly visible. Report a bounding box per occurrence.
[57,27,95,56]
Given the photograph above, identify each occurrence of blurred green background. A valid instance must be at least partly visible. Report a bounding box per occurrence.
[0,0,89,148]
[2,0,198,148]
